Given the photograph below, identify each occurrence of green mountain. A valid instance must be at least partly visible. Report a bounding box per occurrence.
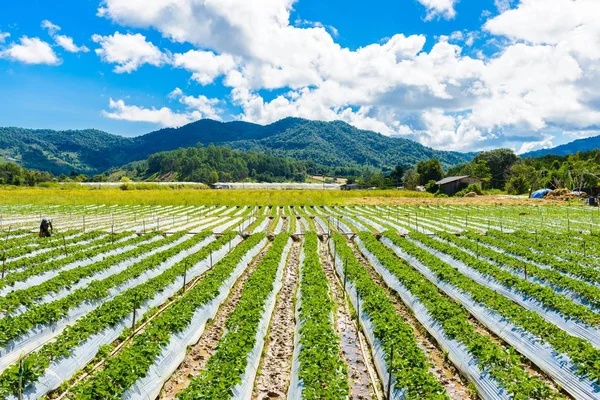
[522,135,600,158]
[0,118,475,175]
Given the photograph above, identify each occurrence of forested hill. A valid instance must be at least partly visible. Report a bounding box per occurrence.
[115,145,324,183]
[0,118,474,175]
[522,135,600,158]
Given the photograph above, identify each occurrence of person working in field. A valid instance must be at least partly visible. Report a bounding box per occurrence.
[39,218,53,237]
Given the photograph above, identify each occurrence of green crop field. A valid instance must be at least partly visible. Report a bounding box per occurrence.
[0,200,597,399]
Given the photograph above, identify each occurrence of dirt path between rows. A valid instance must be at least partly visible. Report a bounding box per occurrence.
[253,239,300,399]
[349,240,475,400]
[158,241,271,399]
[320,240,378,399]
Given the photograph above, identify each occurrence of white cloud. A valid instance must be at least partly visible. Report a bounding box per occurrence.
[103,98,200,127]
[517,134,554,154]
[416,0,458,20]
[169,87,223,120]
[0,32,10,43]
[104,88,222,126]
[41,20,61,35]
[55,35,89,53]
[92,32,167,73]
[172,50,235,85]
[95,0,600,151]
[42,20,90,53]
[0,36,60,65]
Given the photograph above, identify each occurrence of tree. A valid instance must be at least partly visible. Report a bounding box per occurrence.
[389,165,404,187]
[473,149,518,189]
[461,159,492,189]
[416,159,443,185]
[505,162,537,195]
[402,169,420,190]
[208,170,219,184]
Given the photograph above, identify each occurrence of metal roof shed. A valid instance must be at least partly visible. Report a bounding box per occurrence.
[436,176,482,196]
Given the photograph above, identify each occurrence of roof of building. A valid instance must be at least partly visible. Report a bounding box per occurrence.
[436,175,481,185]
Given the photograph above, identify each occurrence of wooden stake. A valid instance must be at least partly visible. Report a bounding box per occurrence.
[18,358,23,400]
[386,342,394,400]
[132,295,138,330]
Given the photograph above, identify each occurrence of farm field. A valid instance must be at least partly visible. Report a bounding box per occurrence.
[0,203,599,399]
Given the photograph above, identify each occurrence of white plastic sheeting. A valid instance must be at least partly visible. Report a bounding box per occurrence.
[230,238,292,399]
[355,238,508,400]
[287,242,305,400]
[0,234,148,295]
[273,217,284,235]
[423,241,600,347]
[10,236,213,318]
[122,237,267,400]
[253,218,271,234]
[0,235,213,370]
[211,217,242,234]
[382,237,600,400]
[433,236,600,313]
[329,239,404,399]
[9,236,241,400]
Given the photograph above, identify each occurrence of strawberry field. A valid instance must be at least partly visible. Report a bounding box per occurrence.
[0,203,599,399]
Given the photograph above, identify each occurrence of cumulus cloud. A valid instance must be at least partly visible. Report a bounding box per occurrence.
[94,0,600,151]
[416,0,458,20]
[92,32,167,73]
[172,50,236,85]
[0,36,60,65]
[42,20,89,53]
[103,88,222,126]
[103,98,199,127]
[0,32,10,43]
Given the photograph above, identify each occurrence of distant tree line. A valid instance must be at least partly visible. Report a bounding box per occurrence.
[0,162,54,186]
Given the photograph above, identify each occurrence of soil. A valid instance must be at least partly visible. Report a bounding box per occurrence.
[350,240,475,400]
[319,240,378,399]
[158,242,271,399]
[253,240,300,399]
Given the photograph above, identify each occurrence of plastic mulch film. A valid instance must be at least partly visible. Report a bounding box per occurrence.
[442,237,600,313]
[122,237,268,400]
[230,238,293,399]
[0,234,145,296]
[273,217,284,235]
[5,235,190,318]
[366,214,409,235]
[287,241,305,400]
[424,236,600,346]
[328,239,404,400]
[393,237,600,399]
[0,234,193,374]
[355,237,508,400]
[343,216,368,232]
[253,218,271,234]
[355,216,386,233]
[213,217,243,234]
[312,215,328,234]
[479,241,600,289]
[9,236,241,400]
[234,206,249,216]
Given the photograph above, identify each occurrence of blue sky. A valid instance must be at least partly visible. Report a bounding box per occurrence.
[1,0,598,154]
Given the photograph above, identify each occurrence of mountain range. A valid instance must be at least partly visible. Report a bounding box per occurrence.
[522,135,600,158]
[0,118,476,175]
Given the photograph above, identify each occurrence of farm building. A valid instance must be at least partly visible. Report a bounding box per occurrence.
[436,176,482,196]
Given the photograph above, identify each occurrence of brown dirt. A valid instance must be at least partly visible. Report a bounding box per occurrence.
[350,240,475,400]
[158,241,271,399]
[319,240,378,399]
[253,240,300,399]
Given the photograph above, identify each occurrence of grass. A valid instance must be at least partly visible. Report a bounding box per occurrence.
[0,186,579,207]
